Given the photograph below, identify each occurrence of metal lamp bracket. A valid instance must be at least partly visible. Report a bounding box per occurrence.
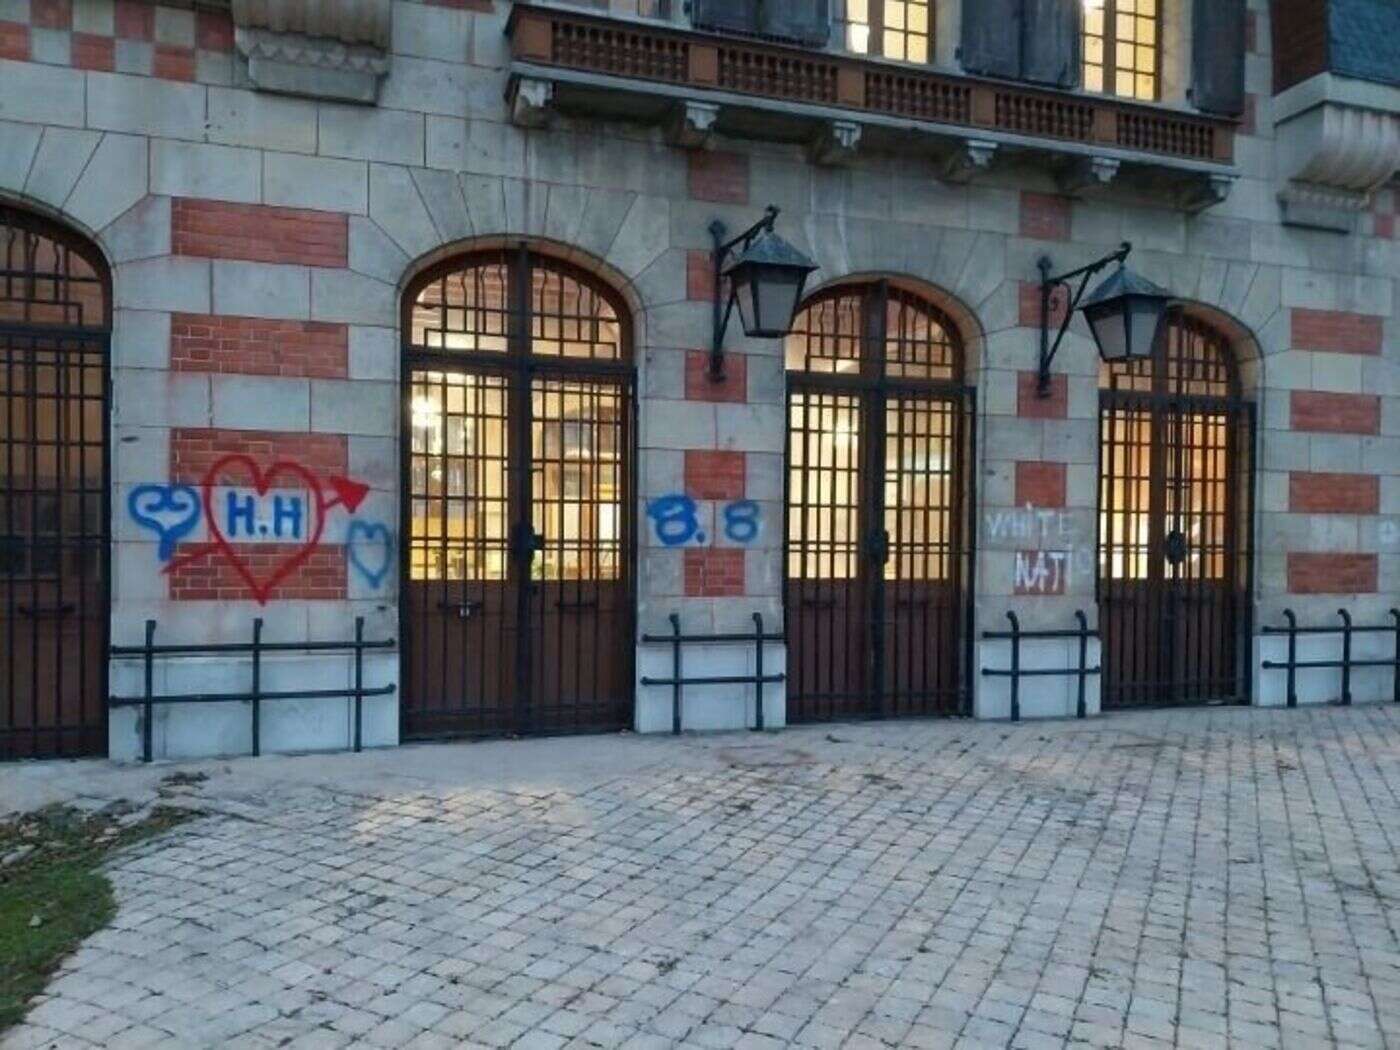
[1037,240,1132,398]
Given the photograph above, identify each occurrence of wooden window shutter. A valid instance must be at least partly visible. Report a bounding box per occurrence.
[960,0,1023,78]
[692,0,759,35]
[759,0,831,47]
[1021,0,1082,88]
[1191,0,1247,115]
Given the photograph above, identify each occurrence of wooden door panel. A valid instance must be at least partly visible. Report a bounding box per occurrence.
[788,580,870,721]
[1098,387,1248,708]
[404,579,517,737]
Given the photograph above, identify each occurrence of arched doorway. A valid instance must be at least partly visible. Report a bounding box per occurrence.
[400,247,635,738]
[784,281,973,722]
[0,205,110,758]
[1098,311,1254,708]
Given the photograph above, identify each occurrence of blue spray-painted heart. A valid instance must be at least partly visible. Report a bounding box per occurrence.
[127,484,201,562]
[346,520,393,589]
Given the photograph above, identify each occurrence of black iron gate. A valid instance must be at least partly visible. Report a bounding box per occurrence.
[0,207,110,759]
[1098,313,1254,709]
[784,282,974,722]
[401,248,635,738]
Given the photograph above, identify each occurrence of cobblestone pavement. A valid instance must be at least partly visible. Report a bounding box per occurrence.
[7,705,1400,1050]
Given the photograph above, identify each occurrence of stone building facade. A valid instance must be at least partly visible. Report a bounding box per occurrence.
[0,0,1395,761]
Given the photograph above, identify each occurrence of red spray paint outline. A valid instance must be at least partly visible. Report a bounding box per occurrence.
[163,454,370,605]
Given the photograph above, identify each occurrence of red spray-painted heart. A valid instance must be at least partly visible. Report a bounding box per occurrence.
[199,454,328,605]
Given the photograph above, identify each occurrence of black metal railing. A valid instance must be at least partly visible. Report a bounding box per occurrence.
[640,613,784,734]
[981,610,1100,722]
[110,618,396,763]
[1262,608,1400,708]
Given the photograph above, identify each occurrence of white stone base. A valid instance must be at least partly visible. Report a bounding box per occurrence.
[975,637,1103,721]
[1254,632,1397,708]
[108,652,399,762]
[634,642,787,733]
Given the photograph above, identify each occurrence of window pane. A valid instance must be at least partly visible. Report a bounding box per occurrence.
[1083,0,1159,100]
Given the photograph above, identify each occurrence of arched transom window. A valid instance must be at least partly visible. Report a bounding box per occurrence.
[409,253,628,362]
[785,284,962,382]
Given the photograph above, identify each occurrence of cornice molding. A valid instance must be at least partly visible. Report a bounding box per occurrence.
[1275,73,1400,231]
[231,0,390,49]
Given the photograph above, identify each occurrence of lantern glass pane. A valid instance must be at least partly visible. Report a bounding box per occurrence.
[1128,297,1163,360]
[733,270,759,335]
[1086,301,1128,361]
[755,272,802,337]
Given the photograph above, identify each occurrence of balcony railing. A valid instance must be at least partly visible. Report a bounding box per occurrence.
[507,4,1234,166]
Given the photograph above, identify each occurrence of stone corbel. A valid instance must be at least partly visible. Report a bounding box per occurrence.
[939,138,998,184]
[668,101,721,150]
[231,0,391,103]
[509,77,555,129]
[1278,182,1372,233]
[1057,156,1121,196]
[808,120,863,166]
[1274,78,1400,232]
[1177,172,1237,214]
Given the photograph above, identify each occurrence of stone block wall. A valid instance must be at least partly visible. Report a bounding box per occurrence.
[0,0,1392,756]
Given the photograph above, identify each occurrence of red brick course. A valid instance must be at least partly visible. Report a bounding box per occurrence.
[688,151,749,205]
[195,8,235,50]
[1289,391,1382,435]
[687,250,716,302]
[684,548,745,597]
[31,0,71,29]
[1288,472,1380,515]
[71,32,115,70]
[685,450,746,501]
[1291,308,1383,355]
[1017,371,1068,420]
[171,314,349,379]
[153,44,195,81]
[1019,192,1072,241]
[171,430,348,487]
[1287,553,1378,595]
[0,22,29,60]
[686,351,747,403]
[114,0,153,40]
[172,199,348,269]
[168,545,346,601]
[1018,282,1069,328]
[1014,462,1067,509]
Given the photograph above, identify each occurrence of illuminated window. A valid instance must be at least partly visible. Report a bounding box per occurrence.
[844,0,931,63]
[1099,316,1238,583]
[785,286,962,583]
[1084,0,1159,101]
[406,254,629,583]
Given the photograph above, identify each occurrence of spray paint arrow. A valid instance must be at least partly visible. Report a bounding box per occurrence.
[324,475,370,513]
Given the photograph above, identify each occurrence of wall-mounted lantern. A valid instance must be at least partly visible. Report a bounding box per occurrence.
[1037,241,1173,396]
[709,206,818,380]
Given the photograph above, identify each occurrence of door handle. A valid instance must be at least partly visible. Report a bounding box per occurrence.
[867,529,891,565]
[555,597,599,611]
[437,600,483,620]
[511,523,546,562]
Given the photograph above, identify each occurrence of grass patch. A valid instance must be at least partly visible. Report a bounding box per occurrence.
[0,803,194,1033]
